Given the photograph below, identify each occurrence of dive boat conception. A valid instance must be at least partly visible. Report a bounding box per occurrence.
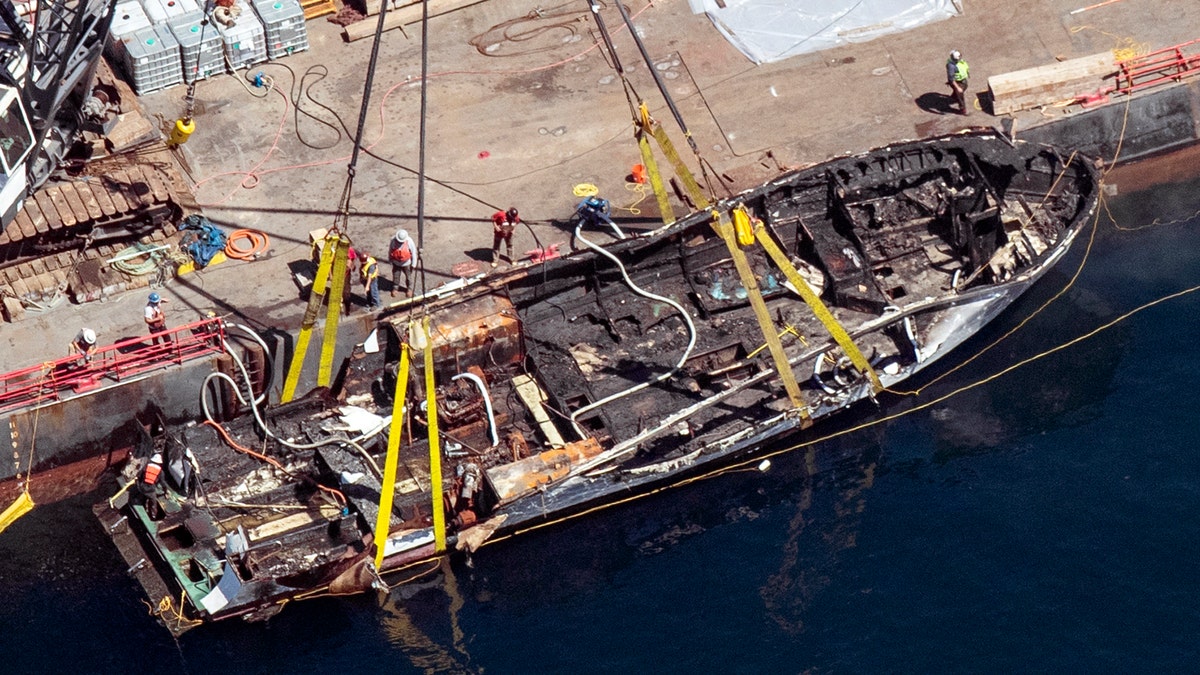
[95,130,1101,634]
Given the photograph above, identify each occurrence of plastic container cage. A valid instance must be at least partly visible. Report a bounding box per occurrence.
[106,0,151,61]
[118,24,184,94]
[214,8,267,70]
[140,0,200,23]
[250,0,309,59]
[168,12,225,83]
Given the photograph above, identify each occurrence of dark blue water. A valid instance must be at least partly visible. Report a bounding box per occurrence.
[4,153,1200,673]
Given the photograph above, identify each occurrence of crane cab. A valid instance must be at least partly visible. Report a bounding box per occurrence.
[0,83,34,224]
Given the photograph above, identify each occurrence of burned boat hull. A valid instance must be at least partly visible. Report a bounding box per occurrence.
[97,131,1101,633]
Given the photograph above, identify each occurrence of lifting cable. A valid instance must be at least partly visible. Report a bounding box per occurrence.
[280,0,397,401]
[586,0,714,225]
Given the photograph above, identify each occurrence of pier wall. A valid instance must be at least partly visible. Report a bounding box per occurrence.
[1,355,225,484]
[1021,80,1200,164]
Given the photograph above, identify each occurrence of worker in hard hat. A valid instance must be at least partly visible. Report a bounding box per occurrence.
[69,327,98,364]
[388,229,418,298]
[946,50,970,116]
[491,207,520,267]
[144,292,172,344]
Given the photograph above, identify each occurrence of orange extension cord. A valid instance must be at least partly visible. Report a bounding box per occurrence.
[225,229,270,260]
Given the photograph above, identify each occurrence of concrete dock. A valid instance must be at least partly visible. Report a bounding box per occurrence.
[3,0,1199,380]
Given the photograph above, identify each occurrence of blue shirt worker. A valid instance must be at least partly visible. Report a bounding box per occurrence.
[144,292,172,344]
[360,252,381,310]
[388,229,418,298]
[946,50,970,116]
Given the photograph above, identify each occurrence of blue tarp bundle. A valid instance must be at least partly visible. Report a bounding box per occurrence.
[179,215,227,269]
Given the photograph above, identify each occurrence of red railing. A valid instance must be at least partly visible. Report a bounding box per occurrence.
[0,317,228,414]
[1106,40,1200,97]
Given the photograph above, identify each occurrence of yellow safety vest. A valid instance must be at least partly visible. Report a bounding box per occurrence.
[361,256,379,282]
[949,59,969,82]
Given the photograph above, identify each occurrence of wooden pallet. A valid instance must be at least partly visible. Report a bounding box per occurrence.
[301,0,338,19]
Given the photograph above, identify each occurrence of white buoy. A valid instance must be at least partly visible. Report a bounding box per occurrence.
[757,459,771,472]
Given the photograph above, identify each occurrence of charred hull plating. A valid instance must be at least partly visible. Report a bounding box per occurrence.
[96,131,1101,634]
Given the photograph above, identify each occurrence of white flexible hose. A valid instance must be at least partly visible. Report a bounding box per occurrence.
[568,223,698,439]
[451,372,499,447]
[201,336,382,477]
[224,321,274,402]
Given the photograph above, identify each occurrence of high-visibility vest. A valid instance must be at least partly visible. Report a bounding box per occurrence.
[949,59,969,82]
[361,256,378,282]
[143,453,163,485]
[390,240,412,264]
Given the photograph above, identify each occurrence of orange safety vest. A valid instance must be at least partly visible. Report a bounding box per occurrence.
[390,240,412,264]
[143,453,163,485]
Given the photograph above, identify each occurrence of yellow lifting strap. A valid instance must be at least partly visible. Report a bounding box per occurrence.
[281,236,347,402]
[711,213,808,415]
[373,337,411,570]
[422,318,447,554]
[751,218,882,392]
[0,490,34,534]
[638,102,710,211]
[637,132,675,225]
[318,237,350,387]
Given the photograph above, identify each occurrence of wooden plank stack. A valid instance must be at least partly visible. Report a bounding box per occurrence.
[300,0,338,19]
[342,0,486,41]
[987,51,1117,115]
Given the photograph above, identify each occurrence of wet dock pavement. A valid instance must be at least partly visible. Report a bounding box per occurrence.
[3,0,1198,374]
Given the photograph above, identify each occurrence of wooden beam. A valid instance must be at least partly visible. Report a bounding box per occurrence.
[988,51,1116,114]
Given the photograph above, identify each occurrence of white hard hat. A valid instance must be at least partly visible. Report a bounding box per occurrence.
[950,50,961,60]
[82,328,96,344]
[394,229,408,241]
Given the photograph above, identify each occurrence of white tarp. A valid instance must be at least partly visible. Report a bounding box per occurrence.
[693,0,962,64]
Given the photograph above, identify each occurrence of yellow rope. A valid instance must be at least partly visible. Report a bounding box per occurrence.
[711,213,807,411]
[573,183,599,198]
[318,237,350,387]
[424,317,447,554]
[0,364,51,534]
[282,237,339,402]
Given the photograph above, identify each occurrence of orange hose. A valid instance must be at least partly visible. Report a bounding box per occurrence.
[225,229,270,260]
[203,419,346,505]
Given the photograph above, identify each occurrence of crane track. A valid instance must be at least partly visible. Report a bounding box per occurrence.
[0,162,184,309]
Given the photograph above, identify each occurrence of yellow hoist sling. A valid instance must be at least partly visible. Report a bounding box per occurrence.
[0,490,34,534]
[281,236,349,402]
[749,214,882,393]
[636,102,711,226]
[373,336,411,570]
[711,212,808,417]
[422,317,446,554]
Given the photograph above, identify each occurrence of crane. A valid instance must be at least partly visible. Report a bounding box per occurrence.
[0,0,118,227]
